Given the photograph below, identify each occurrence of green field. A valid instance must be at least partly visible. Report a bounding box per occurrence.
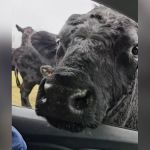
[12,71,38,109]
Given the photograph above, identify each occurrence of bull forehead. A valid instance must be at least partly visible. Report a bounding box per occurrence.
[81,7,137,34]
[59,4,138,46]
[86,10,137,32]
[74,21,137,43]
[89,4,134,22]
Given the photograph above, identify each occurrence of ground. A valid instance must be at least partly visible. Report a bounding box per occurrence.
[12,71,38,109]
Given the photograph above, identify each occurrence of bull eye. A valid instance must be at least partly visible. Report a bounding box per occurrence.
[56,38,60,45]
[132,45,138,55]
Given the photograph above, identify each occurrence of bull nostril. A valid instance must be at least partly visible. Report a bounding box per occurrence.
[69,90,92,113]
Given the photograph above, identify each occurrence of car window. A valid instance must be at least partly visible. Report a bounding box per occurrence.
[12,0,138,132]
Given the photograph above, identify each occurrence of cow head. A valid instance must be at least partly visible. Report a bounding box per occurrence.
[16,24,34,46]
[36,5,138,132]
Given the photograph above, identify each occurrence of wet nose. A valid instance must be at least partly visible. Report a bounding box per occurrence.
[68,89,93,114]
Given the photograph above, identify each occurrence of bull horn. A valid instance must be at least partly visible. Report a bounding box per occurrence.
[16,24,24,32]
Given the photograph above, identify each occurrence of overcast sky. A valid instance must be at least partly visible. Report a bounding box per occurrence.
[12,0,98,48]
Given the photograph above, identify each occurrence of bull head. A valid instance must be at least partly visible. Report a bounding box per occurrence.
[36,5,138,132]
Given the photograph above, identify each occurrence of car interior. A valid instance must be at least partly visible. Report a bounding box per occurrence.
[12,106,138,150]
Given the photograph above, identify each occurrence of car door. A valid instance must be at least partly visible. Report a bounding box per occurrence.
[12,106,138,150]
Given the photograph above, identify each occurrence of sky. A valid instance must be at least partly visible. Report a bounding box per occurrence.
[12,0,98,48]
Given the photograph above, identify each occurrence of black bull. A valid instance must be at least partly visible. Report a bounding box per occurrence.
[12,25,57,107]
[36,5,138,132]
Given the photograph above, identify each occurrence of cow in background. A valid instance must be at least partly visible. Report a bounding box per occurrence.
[12,25,57,107]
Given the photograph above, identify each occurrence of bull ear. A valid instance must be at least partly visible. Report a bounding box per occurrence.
[31,31,57,54]
[16,24,24,32]
[40,65,55,77]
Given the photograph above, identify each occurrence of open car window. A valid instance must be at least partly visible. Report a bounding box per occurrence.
[12,1,138,149]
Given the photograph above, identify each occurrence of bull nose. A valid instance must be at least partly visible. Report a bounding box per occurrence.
[68,89,93,114]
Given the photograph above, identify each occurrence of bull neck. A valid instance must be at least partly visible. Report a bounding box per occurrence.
[103,75,138,130]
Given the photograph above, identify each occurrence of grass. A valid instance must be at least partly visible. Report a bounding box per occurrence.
[12,71,38,109]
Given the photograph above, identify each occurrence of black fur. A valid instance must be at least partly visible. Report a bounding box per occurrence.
[12,25,57,107]
[36,5,138,132]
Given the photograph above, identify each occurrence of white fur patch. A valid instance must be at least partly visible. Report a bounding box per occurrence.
[44,83,53,90]
[41,98,47,103]
[72,89,87,97]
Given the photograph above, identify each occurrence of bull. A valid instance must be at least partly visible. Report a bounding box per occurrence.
[36,5,138,132]
[12,25,57,107]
